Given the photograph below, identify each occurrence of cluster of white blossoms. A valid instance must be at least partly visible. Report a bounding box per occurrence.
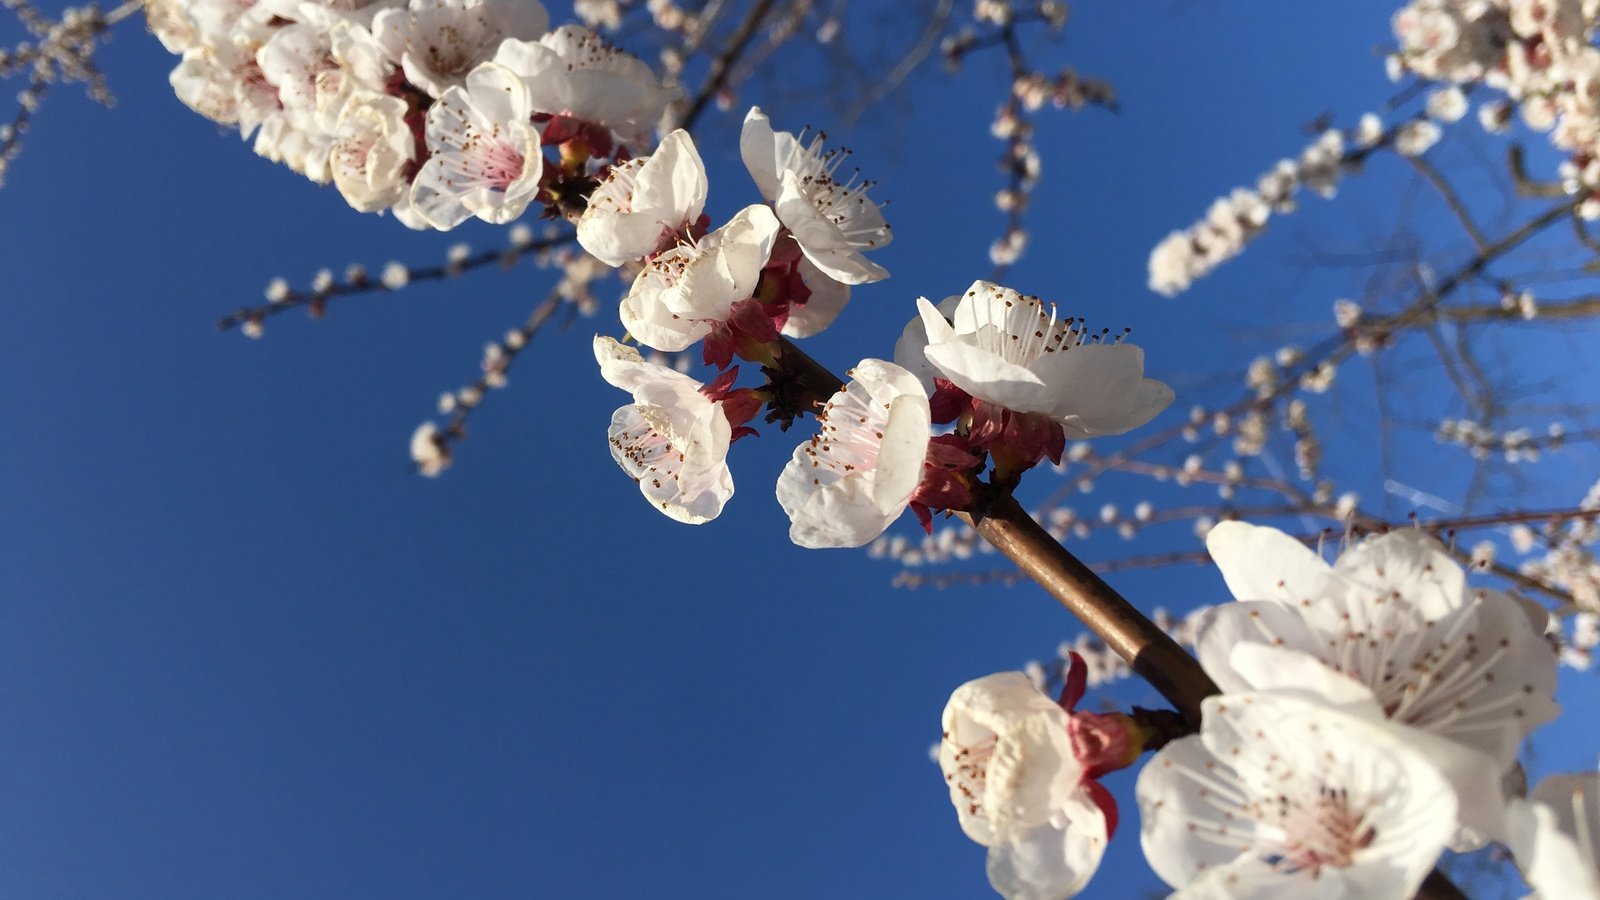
[1390,0,1600,217]
[1146,104,1454,297]
[1149,0,1600,296]
[940,522,1569,898]
[579,111,1174,549]
[152,0,676,228]
[1146,129,1340,297]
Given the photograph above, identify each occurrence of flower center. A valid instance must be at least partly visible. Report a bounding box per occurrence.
[590,157,647,214]
[802,383,890,480]
[609,405,686,486]
[460,126,527,191]
[781,129,886,243]
[1259,784,1377,875]
[944,733,998,820]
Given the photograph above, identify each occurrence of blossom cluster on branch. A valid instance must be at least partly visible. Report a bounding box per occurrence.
[24,1,1597,898]
[942,523,1580,898]
[565,105,1171,549]
[153,0,676,229]
[1151,0,1600,297]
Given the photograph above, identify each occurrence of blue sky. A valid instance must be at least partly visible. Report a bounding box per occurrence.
[2,1,1596,897]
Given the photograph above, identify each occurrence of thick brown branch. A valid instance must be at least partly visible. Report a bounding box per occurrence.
[962,493,1218,724]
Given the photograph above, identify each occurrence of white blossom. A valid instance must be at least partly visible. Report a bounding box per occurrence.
[1395,118,1443,157]
[740,106,893,285]
[1426,85,1469,123]
[410,62,543,230]
[619,204,780,352]
[899,281,1173,437]
[777,360,930,549]
[410,421,451,476]
[495,24,677,151]
[1138,690,1460,899]
[576,129,707,266]
[1196,523,1559,774]
[371,0,548,99]
[593,336,734,524]
[940,672,1109,900]
[1355,112,1384,147]
[329,91,414,212]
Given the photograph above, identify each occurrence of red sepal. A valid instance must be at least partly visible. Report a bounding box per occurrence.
[929,378,973,426]
[1058,650,1087,711]
[702,297,782,369]
[1084,779,1119,840]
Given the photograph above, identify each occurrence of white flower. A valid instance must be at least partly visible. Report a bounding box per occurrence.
[410,422,451,476]
[576,129,707,266]
[170,42,281,137]
[900,281,1173,437]
[253,113,336,182]
[618,204,780,353]
[372,0,549,99]
[495,25,677,150]
[410,62,543,230]
[940,672,1109,900]
[257,22,333,118]
[330,91,415,212]
[1196,523,1560,772]
[776,360,930,549]
[1395,118,1442,157]
[1506,769,1600,899]
[593,336,734,524]
[311,21,395,133]
[1138,690,1459,899]
[1426,86,1468,123]
[1355,112,1384,148]
[1147,230,1199,297]
[740,106,892,285]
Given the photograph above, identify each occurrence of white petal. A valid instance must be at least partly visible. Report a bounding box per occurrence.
[1191,601,1323,693]
[985,796,1108,900]
[895,295,963,392]
[1330,529,1465,619]
[1204,521,1334,606]
[779,255,851,339]
[1507,797,1600,900]
[777,359,930,549]
[775,169,890,284]
[925,339,1056,413]
[738,106,783,200]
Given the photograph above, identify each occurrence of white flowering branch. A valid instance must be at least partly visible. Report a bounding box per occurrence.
[0,0,139,186]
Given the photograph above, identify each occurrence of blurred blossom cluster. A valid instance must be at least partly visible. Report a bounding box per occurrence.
[1152,0,1600,296]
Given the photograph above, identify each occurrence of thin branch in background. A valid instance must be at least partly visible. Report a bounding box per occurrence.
[411,287,572,475]
[215,226,577,335]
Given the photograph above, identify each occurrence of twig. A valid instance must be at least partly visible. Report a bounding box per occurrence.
[674,0,778,132]
[215,231,574,333]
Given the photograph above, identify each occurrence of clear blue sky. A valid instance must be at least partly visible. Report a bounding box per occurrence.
[2,2,1596,897]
